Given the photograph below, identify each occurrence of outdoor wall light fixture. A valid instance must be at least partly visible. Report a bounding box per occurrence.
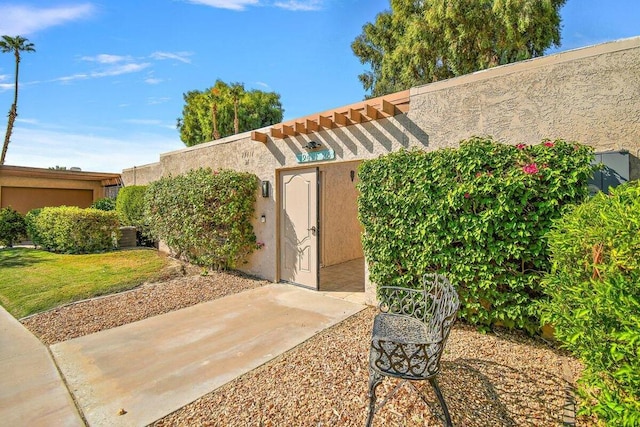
[350,170,355,182]
[260,214,266,223]
[261,180,270,198]
[303,140,322,150]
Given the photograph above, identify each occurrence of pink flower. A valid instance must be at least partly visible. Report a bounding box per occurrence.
[464,192,470,199]
[522,163,539,174]
[544,141,554,147]
[475,172,482,178]
[516,143,526,150]
[256,241,265,249]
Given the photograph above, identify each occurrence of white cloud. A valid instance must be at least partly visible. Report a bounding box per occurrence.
[273,0,323,11]
[254,81,270,89]
[15,117,39,125]
[150,51,193,64]
[184,0,260,11]
[91,62,151,77]
[54,73,90,83]
[53,59,150,83]
[5,125,184,172]
[146,97,171,105]
[81,54,132,64]
[0,4,95,35]
[124,119,164,126]
[145,77,163,84]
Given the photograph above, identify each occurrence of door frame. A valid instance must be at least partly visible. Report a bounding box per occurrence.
[276,166,320,290]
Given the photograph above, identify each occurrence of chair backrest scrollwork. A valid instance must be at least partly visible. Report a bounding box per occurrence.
[378,273,459,342]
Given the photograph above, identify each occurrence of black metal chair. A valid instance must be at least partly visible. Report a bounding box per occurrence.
[366,273,460,427]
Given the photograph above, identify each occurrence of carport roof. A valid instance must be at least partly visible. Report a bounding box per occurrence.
[0,165,122,187]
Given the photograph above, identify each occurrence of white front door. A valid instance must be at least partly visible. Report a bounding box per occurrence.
[279,168,319,289]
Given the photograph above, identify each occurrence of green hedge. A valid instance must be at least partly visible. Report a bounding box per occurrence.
[358,137,594,333]
[144,168,258,270]
[91,197,116,211]
[35,206,120,254]
[116,185,147,228]
[540,181,640,426]
[0,207,26,247]
[24,208,43,247]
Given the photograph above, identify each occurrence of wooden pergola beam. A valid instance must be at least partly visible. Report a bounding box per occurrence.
[365,104,380,120]
[251,131,268,143]
[282,124,297,137]
[258,90,409,140]
[382,99,396,116]
[271,127,284,138]
[306,119,319,132]
[349,108,363,123]
[334,112,349,126]
[318,115,334,129]
[295,122,308,134]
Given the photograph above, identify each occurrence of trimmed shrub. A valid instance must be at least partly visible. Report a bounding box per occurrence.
[116,185,147,227]
[0,207,26,247]
[24,208,43,247]
[35,206,120,254]
[144,168,258,270]
[358,137,594,333]
[116,185,151,245]
[539,181,640,425]
[91,197,116,211]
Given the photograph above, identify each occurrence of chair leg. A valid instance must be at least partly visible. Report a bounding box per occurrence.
[429,377,453,427]
[366,369,383,427]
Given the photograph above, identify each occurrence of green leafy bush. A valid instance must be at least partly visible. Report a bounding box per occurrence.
[116,185,147,227]
[24,208,43,247]
[0,207,26,247]
[91,197,116,211]
[35,206,120,254]
[116,185,151,245]
[539,181,640,426]
[358,137,594,333]
[144,168,258,269]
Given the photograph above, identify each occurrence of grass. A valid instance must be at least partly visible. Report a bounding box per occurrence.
[0,247,173,318]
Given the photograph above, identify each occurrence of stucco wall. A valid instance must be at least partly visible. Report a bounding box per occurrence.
[121,37,640,295]
[122,114,420,281]
[319,161,363,267]
[408,37,640,180]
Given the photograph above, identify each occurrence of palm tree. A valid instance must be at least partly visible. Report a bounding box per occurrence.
[210,87,221,140]
[0,35,35,165]
[229,82,244,135]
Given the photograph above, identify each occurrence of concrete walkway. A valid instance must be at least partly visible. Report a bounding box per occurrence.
[0,305,84,426]
[14,283,364,427]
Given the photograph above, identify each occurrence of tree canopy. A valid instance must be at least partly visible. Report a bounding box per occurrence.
[352,0,566,97]
[177,80,283,147]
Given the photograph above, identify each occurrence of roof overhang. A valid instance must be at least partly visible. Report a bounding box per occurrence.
[251,89,410,143]
[0,165,122,187]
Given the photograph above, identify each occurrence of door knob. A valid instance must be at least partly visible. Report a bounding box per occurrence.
[308,226,317,235]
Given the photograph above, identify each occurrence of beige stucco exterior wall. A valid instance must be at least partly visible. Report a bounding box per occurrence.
[408,37,640,180]
[319,161,364,267]
[122,37,640,303]
[122,114,418,281]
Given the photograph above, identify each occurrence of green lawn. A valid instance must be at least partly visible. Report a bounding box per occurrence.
[0,247,172,318]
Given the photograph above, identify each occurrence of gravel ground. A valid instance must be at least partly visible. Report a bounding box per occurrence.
[21,269,593,426]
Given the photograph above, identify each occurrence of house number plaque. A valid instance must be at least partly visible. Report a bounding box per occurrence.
[296,149,335,163]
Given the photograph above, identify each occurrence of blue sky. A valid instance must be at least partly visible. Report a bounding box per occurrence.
[0,0,638,173]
